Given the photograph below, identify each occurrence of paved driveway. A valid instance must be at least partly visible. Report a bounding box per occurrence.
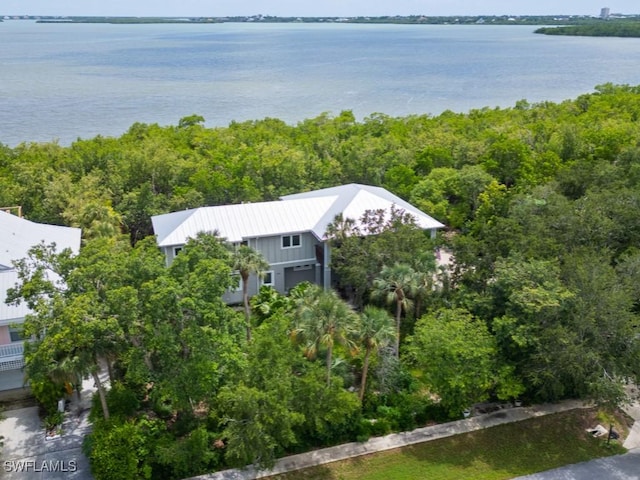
[0,374,101,480]
[0,405,93,480]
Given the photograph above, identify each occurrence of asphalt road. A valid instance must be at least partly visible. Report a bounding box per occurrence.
[512,448,640,480]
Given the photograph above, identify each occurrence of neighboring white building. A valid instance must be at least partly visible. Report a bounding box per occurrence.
[151,184,444,303]
[0,211,81,391]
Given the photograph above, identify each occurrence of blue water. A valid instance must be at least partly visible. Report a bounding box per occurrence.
[1,21,639,146]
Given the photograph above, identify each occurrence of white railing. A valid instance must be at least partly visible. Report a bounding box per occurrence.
[0,342,24,359]
[0,342,25,372]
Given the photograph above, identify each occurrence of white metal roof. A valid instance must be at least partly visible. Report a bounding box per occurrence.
[0,270,30,326]
[0,211,81,269]
[153,196,339,247]
[0,211,81,323]
[152,184,444,248]
[283,184,445,236]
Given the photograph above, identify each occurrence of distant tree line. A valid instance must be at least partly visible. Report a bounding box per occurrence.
[536,19,640,37]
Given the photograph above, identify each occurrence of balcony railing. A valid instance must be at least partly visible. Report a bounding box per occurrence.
[0,342,24,371]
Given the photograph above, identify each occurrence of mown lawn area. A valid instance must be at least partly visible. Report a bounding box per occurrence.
[270,408,629,480]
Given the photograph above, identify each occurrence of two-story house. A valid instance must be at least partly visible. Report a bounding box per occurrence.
[151,184,444,304]
[0,210,81,392]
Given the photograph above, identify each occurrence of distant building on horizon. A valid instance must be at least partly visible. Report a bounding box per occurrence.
[600,7,611,18]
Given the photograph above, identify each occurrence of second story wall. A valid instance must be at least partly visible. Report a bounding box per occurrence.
[161,231,321,268]
[248,232,319,265]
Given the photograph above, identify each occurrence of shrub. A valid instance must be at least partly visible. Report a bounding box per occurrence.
[154,426,223,479]
[83,416,164,480]
[30,379,65,414]
[107,382,141,418]
[44,411,64,431]
[365,417,392,437]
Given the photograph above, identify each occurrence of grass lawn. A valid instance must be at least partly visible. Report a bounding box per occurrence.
[270,408,630,480]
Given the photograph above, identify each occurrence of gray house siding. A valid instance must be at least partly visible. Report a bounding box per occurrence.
[161,245,182,266]
[0,368,26,391]
[253,232,323,295]
[284,265,316,292]
[164,232,326,303]
[248,232,317,265]
[223,274,259,305]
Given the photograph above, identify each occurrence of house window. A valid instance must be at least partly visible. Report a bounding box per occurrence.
[282,234,301,249]
[261,271,274,287]
[9,327,23,343]
[174,247,183,257]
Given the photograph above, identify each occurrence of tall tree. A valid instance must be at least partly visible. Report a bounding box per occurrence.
[558,249,640,406]
[407,308,524,417]
[371,263,417,356]
[356,306,395,402]
[7,241,127,420]
[292,285,358,386]
[411,251,438,319]
[218,316,303,469]
[232,245,270,342]
[326,207,433,308]
[149,233,244,414]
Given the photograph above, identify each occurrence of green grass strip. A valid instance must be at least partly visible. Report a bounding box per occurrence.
[270,409,627,480]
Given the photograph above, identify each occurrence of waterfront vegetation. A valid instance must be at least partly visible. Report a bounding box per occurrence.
[536,19,640,37]
[4,84,640,479]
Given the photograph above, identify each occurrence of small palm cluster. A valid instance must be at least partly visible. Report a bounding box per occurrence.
[372,255,439,356]
[291,285,395,399]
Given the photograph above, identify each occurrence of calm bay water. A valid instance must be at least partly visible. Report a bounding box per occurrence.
[1,21,639,146]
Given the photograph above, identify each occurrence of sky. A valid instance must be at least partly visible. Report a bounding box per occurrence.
[2,1,638,18]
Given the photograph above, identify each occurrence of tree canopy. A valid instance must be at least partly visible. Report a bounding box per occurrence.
[4,84,640,478]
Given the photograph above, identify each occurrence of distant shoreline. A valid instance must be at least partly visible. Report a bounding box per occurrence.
[26,15,640,38]
[0,14,636,26]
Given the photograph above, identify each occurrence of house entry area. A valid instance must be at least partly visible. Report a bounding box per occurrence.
[284,264,319,292]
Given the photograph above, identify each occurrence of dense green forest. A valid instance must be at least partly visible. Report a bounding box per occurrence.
[536,19,640,37]
[4,83,640,479]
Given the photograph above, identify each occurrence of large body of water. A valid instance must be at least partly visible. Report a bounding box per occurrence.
[1,20,639,146]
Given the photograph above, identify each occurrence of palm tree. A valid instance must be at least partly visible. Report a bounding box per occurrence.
[372,263,417,357]
[356,306,395,402]
[292,285,357,386]
[412,251,437,319]
[232,245,270,342]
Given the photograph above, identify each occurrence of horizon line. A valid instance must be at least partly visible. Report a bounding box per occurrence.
[2,13,637,18]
